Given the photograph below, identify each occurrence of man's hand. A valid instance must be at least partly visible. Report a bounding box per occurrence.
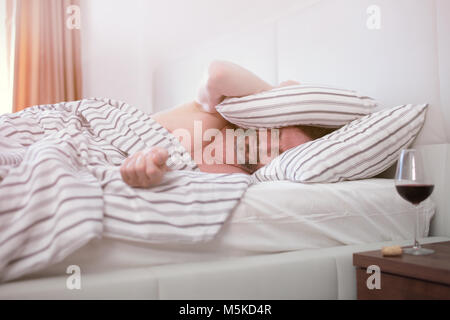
[196,71,225,113]
[120,147,169,188]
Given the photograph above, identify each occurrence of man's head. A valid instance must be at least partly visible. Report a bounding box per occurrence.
[230,125,335,173]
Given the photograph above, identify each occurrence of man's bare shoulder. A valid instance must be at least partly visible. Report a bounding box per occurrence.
[152,101,227,133]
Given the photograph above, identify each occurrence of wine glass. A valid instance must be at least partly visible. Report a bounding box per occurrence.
[395,149,435,255]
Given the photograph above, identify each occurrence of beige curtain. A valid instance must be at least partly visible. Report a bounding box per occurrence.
[5,1,15,74]
[0,0,15,114]
[12,0,82,112]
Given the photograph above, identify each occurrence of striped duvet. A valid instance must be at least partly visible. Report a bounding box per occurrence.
[0,98,252,282]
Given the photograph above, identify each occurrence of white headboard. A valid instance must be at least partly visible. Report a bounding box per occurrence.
[153,0,450,237]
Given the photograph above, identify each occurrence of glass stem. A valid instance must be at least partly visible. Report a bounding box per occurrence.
[413,204,421,250]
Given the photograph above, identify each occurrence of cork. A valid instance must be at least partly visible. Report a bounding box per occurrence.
[381,245,403,257]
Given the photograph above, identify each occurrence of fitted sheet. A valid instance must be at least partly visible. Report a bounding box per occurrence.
[21,178,435,280]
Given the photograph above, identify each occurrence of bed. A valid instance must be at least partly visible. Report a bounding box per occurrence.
[0,177,446,299]
[1,0,449,299]
[9,178,436,276]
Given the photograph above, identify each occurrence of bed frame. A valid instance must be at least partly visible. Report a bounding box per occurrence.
[0,237,448,299]
[1,0,449,299]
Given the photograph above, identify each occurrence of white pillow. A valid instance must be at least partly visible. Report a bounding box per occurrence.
[253,103,429,183]
[216,84,378,129]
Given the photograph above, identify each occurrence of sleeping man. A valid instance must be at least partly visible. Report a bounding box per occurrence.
[121,60,333,187]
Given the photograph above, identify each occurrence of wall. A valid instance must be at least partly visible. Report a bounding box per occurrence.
[80,0,316,114]
[277,0,449,146]
[153,22,278,111]
[436,0,450,141]
[80,0,153,113]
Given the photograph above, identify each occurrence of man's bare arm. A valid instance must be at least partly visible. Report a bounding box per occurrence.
[196,60,275,112]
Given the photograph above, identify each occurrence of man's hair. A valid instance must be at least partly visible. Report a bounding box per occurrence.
[236,125,336,174]
[296,125,336,140]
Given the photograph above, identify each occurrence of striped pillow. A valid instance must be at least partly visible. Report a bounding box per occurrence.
[253,104,429,183]
[216,84,378,129]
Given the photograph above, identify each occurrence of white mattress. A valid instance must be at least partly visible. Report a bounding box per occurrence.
[20,178,435,281]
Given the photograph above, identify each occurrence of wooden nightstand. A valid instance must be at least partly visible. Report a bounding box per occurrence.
[353,241,450,300]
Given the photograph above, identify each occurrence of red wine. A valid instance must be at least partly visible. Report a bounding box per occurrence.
[395,184,434,205]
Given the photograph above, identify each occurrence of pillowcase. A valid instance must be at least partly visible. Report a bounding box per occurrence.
[253,103,429,183]
[216,84,378,129]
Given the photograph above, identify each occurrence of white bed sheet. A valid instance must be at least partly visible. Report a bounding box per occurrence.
[20,178,435,280]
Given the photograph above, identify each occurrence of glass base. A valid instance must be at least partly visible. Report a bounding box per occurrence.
[403,247,435,256]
